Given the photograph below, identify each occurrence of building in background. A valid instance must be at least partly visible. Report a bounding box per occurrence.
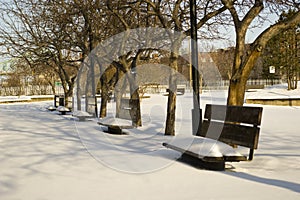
[0,59,13,86]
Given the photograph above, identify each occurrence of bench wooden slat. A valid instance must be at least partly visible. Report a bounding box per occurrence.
[223,155,248,162]
[200,120,260,149]
[204,104,263,126]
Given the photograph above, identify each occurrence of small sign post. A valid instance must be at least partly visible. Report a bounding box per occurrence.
[269,66,275,74]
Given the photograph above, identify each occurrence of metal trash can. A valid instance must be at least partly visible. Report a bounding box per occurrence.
[59,96,65,106]
[54,95,65,107]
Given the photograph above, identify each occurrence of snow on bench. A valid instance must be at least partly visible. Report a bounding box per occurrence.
[73,111,93,121]
[97,117,135,134]
[97,98,139,134]
[163,104,263,170]
[47,106,57,111]
[163,136,246,170]
[56,106,71,115]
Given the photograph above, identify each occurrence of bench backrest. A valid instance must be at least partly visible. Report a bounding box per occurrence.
[199,104,263,150]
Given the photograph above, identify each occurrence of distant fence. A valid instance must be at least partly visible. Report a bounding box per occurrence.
[0,79,283,96]
[222,79,283,87]
[0,85,63,96]
[203,79,283,90]
[177,79,283,91]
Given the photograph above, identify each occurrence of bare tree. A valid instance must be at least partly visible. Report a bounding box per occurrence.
[210,48,234,80]
[99,1,168,126]
[221,0,300,105]
[0,0,114,107]
[143,0,227,135]
[0,0,82,105]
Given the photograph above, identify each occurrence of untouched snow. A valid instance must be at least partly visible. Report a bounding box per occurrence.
[0,87,300,200]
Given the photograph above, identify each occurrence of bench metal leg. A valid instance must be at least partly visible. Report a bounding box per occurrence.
[248,149,254,161]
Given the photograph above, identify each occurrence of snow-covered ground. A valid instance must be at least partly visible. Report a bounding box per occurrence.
[0,85,299,200]
[0,95,53,103]
[246,82,300,99]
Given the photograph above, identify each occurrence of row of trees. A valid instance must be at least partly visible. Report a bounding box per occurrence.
[0,0,299,135]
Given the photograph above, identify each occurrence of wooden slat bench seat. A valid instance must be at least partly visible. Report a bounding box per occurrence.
[163,104,263,170]
[163,136,247,170]
[73,111,93,121]
[97,117,135,134]
[97,98,139,134]
[56,106,71,115]
[47,106,57,111]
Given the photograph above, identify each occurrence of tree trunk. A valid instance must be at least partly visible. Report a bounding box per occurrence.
[130,88,142,127]
[227,77,247,106]
[99,91,108,118]
[127,72,142,126]
[227,43,264,106]
[165,51,178,136]
[114,81,123,118]
[128,55,142,127]
[287,76,291,90]
[64,83,74,108]
[99,75,109,118]
[165,77,177,136]
[115,72,127,118]
[64,91,69,107]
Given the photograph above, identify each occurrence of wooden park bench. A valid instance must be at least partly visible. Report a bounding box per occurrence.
[47,106,57,111]
[164,87,185,96]
[97,117,135,134]
[177,87,185,95]
[97,98,138,134]
[56,106,71,115]
[163,104,263,170]
[73,110,93,121]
